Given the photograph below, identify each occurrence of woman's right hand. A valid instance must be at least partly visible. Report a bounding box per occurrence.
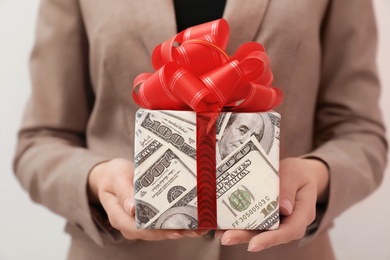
[88,158,207,241]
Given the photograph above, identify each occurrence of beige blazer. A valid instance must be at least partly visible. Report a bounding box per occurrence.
[14,0,387,259]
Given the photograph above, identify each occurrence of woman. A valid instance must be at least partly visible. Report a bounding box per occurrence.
[14,0,387,259]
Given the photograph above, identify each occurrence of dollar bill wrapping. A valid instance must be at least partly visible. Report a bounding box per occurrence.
[134,109,280,230]
[131,19,283,230]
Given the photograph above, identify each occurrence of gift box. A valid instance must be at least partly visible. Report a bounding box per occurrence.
[134,109,280,230]
[131,19,283,230]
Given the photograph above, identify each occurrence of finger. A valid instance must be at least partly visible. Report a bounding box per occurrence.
[133,226,188,241]
[100,191,184,241]
[107,159,135,216]
[99,191,137,238]
[181,230,209,238]
[214,230,225,239]
[220,230,258,245]
[278,159,302,216]
[247,184,316,252]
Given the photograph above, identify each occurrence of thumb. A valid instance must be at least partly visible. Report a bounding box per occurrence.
[278,158,299,216]
[111,159,136,216]
[279,197,293,216]
[124,197,135,216]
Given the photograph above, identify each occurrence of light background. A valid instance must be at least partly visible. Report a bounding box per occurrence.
[0,1,389,259]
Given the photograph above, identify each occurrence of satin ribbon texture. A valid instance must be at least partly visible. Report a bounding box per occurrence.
[132,18,283,114]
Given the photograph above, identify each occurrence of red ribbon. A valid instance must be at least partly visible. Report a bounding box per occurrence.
[132,19,283,229]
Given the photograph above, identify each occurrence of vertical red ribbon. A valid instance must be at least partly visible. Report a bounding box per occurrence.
[196,112,217,229]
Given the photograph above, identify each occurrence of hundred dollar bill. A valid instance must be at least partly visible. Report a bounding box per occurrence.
[135,108,145,125]
[215,112,231,140]
[135,110,197,164]
[216,135,279,230]
[215,112,232,140]
[159,110,196,126]
[134,111,165,169]
[145,187,198,229]
[265,112,281,168]
[134,147,198,229]
[215,111,280,168]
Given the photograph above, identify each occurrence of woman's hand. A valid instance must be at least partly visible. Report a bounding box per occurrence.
[214,157,330,252]
[88,158,207,241]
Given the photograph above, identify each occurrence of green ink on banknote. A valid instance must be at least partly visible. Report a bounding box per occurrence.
[229,189,251,211]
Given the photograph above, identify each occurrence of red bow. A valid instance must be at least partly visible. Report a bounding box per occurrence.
[132,19,283,114]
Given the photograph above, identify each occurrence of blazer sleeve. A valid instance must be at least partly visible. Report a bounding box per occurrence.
[301,0,387,243]
[13,0,110,246]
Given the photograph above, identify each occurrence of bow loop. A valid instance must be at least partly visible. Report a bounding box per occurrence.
[232,83,283,112]
[167,62,215,112]
[230,42,273,85]
[133,65,188,110]
[199,60,242,107]
[175,37,229,76]
[181,19,229,49]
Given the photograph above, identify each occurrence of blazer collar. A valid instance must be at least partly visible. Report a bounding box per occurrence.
[134,0,270,56]
[131,0,177,56]
[223,0,270,54]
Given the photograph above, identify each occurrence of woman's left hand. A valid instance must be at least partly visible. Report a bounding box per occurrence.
[214,157,329,252]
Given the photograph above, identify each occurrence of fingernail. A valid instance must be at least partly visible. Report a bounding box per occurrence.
[248,244,265,252]
[198,230,209,235]
[281,198,293,215]
[167,233,182,239]
[183,231,197,238]
[124,198,135,216]
[221,238,239,246]
[214,231,223,239]
[192,231,201,237]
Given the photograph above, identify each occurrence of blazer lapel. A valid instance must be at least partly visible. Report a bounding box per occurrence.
[223,0,271,54]
[131,0,177,56]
